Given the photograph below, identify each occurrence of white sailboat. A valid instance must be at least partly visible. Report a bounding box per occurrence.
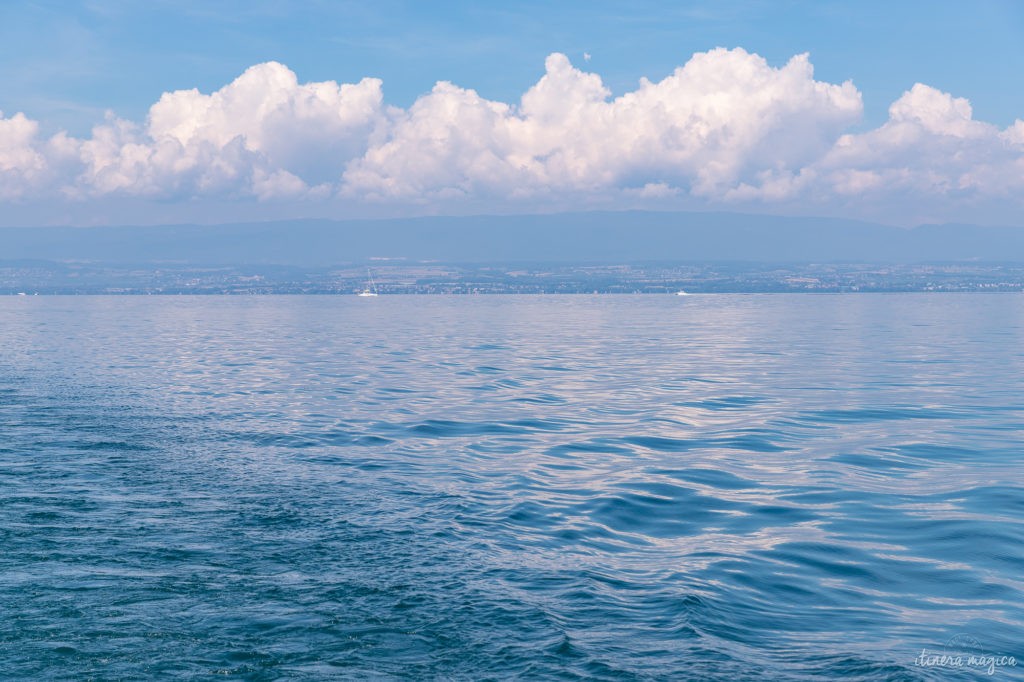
[357,269,379,297]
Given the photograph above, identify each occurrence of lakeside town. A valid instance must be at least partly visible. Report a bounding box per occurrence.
[3,260,1024,295]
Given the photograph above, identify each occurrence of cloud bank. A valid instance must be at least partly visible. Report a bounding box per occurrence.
[2,48,1023,223]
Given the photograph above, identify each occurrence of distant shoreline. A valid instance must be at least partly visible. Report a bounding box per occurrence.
[3,259,1022,295]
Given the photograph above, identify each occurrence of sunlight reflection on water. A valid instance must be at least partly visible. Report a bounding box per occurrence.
[1,294,1022,679]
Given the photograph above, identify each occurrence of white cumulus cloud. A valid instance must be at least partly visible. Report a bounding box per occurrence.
[67,62,386,200]
[0,50,1022,224]
[815,84,1024,200]
[717,82,1024,220]
[0,111,80,200]
[344,49,863,201]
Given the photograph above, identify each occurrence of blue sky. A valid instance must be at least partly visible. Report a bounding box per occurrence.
[1,1,1023,226]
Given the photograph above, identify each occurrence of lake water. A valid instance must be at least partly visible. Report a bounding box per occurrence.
[1,294,1022,679]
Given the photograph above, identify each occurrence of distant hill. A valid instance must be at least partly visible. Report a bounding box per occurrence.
[1,211,1023,265]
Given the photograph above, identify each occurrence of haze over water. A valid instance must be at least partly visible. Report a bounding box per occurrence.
[2,294,1022,679]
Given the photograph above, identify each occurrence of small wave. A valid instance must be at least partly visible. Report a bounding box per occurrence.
[802,406,967,424]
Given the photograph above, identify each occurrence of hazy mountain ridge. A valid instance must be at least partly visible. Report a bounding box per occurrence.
[1,211,1023,265]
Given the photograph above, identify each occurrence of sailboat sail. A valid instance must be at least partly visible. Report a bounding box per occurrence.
[357,269,378,297]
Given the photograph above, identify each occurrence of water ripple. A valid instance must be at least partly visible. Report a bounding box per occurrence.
[1,294,1022,679]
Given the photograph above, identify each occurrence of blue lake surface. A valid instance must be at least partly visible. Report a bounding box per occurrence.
[1,294,1022,680]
